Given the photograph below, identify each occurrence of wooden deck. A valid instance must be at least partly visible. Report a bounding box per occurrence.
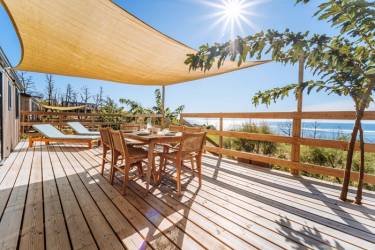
[1,142,375,249]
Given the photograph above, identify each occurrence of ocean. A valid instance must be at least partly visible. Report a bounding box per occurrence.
[186,118,375,143]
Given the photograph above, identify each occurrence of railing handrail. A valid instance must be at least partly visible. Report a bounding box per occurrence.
[180,111,375,185]
[21,111,163,118]
[181,111,375,120]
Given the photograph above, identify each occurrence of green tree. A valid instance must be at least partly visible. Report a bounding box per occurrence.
[99,97,124,129]
[185,0,374,204]
[119,89,184,125]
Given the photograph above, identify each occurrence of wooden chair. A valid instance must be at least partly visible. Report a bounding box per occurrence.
[99,128,112,175]
[159,132,206,195]
[158,125,203,175]
[109,130,148,194]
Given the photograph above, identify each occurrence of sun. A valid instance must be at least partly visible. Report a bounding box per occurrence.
[223,0,243,20]
[200,0,265,39]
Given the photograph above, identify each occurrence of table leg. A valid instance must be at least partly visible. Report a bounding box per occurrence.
[146,141,155,193]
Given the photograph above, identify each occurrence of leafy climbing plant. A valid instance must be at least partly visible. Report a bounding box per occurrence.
[185,0,374,204]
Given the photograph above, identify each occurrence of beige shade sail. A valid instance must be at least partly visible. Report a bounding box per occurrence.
[1,0,269,86]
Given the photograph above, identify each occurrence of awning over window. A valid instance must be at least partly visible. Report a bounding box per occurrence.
[1,0,269,85]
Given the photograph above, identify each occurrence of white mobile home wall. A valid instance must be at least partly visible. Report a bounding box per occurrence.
[0,48,22,160]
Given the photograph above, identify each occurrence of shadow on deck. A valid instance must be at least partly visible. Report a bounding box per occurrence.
[0,141,374,249]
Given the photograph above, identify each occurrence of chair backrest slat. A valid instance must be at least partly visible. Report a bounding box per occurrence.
[169,125,184,132]
[183,126,202,133]
[181,132,206,153]
[121,124,141,131]
[99,128,112,147]
[110,130,128,158]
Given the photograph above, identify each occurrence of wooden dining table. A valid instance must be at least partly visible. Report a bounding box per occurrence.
[123,131,182,193]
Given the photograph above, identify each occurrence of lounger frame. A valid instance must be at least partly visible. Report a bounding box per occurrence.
[28,136,96,148]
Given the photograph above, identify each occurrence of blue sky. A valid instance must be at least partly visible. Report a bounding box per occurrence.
[0,0,365,113]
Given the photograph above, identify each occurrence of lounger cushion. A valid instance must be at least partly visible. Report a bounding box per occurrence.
[67,122,100,136]
[33,124,99,140]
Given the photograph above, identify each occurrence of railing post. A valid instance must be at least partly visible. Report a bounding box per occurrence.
[219,117,223,156]
[291,55,304,175]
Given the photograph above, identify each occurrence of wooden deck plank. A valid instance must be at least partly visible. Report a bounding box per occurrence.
[74,147,229,250]
[91,145,375,250]
[71,145,212,250]
[19,145,44,250]
[0,141,28,218]
[2,141,375,250]
[60,146,151,250]
[204,155,375,207]
[52,146,124,250]
[158,168,325,250]
[47,145,98,250]
[200,161,375,244]
[87,146,301,249]
[65,146,179,250]
[90,144,375,250]
[41,144,71,250]
[85,147,257,250]
[171,168,362,250]
[0,142,35,249]
[0,141,25,185]
[84,148,264,249]
[202,160,375,230]
[199,163,375,249]
[203,156,375,221]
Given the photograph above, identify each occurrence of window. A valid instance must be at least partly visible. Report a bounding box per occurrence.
[15,88,20,119]
[8,81,11,110]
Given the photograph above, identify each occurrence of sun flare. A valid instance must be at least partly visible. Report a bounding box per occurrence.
[224,0,243,19]
[201,0,265,39]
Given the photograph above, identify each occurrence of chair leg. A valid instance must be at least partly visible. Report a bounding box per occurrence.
[190,156,195,176]
[110,151,119,185]
[176,158,182,196]
[123,164,130,195]
[137,161,144,177]
[157,156,165,184]
[101,147,107,175]
[196,155,202,186]
[28,137,34,148]
[110,167,115,185]
[151,156,157,182]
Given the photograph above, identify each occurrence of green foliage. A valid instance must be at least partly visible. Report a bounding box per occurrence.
[224,123,277,155]
[184,0,375,197]
[98,97,124,129]
[185,0,375,109]
[119,89,184,125]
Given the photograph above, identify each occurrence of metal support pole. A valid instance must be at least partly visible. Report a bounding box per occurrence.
[161,85,165,127]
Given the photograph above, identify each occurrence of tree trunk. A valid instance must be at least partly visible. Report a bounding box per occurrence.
[355,122,365,205]
[340,111,362,201]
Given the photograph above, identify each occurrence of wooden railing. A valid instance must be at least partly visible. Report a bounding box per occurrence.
[180,111,375,185]
[20,111,162,136]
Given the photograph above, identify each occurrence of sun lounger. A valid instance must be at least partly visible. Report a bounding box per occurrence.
[29,124,100,148]
[67,121,100,136]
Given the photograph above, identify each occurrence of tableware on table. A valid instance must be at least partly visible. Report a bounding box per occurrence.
[136,129,151,136]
